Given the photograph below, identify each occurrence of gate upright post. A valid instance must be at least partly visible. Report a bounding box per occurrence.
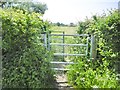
[86,36,90,57]
[44,32,47,49]
[47,31,51,51]
[90,35,97,61]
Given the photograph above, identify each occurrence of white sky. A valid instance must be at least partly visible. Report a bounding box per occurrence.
[33,0,119,24]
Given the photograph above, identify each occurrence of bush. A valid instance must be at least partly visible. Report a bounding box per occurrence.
[1,8,55,88]
[77,10,120,69]
[67,58,118,88]
[67,9,120,88]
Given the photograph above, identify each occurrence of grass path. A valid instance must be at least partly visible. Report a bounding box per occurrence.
[50,26,78,34]
[50,26,77,89]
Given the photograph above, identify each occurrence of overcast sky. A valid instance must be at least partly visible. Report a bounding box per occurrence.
[33,0,119,24]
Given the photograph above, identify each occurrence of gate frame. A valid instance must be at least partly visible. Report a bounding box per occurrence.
[41,31,97,71]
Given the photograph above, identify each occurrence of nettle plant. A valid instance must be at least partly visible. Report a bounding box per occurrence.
[1,8,55,88]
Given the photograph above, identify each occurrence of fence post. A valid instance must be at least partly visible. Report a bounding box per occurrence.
[90,35,97,61]
[86,36,90,57]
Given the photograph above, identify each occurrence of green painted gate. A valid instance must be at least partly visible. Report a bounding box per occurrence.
[41,31,97,71]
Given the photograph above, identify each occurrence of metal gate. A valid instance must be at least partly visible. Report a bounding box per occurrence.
[41,31,97,71]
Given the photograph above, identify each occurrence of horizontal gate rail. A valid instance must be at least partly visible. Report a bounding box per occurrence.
[50,61,74,64]
[42,32,93,71]
[51,38,63,40]
[50,34,89,37]
[50,43,87,46]
[51,68,70,71]
[54,53,86,56]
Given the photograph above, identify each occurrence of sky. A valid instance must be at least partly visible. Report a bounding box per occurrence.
[33,0,119,24]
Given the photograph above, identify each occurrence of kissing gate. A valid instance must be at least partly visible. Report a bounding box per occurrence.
[41,31,97,71]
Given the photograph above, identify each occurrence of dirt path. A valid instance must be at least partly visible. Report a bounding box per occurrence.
[55,73,73,90]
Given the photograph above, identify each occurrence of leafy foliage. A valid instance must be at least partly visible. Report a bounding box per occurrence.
[0,1,48,14]
[78,10,120,63]
[67,58,118,88]
[67,9,120,88]
[1,8,55,88]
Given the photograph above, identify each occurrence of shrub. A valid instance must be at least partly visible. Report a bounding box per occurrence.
[67,58,118,88]
[1,8,55,88]
[67,9,120,88]
[77,10,120,70]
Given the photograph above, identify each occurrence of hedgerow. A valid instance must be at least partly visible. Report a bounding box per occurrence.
[67,9,120,88]
[1,8,55,88]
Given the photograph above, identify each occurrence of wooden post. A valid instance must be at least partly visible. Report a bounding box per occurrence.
[90,35,97,60]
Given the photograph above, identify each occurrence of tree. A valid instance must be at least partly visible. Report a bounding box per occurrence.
[56,22,61,26]
[0,0,48,14]
[69,22,74,27]
[30,2,48,14]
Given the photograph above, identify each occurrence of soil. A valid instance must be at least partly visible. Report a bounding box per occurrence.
[55,73,74,90]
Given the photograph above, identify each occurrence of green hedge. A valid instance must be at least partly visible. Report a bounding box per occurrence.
[78,10,120,64]
[67,57,119,88]
[1,8,55,88]
[67,9,120,88]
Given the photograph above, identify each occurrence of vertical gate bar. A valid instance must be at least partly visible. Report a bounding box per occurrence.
[90,35,97,60]
[63,32,65,61]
